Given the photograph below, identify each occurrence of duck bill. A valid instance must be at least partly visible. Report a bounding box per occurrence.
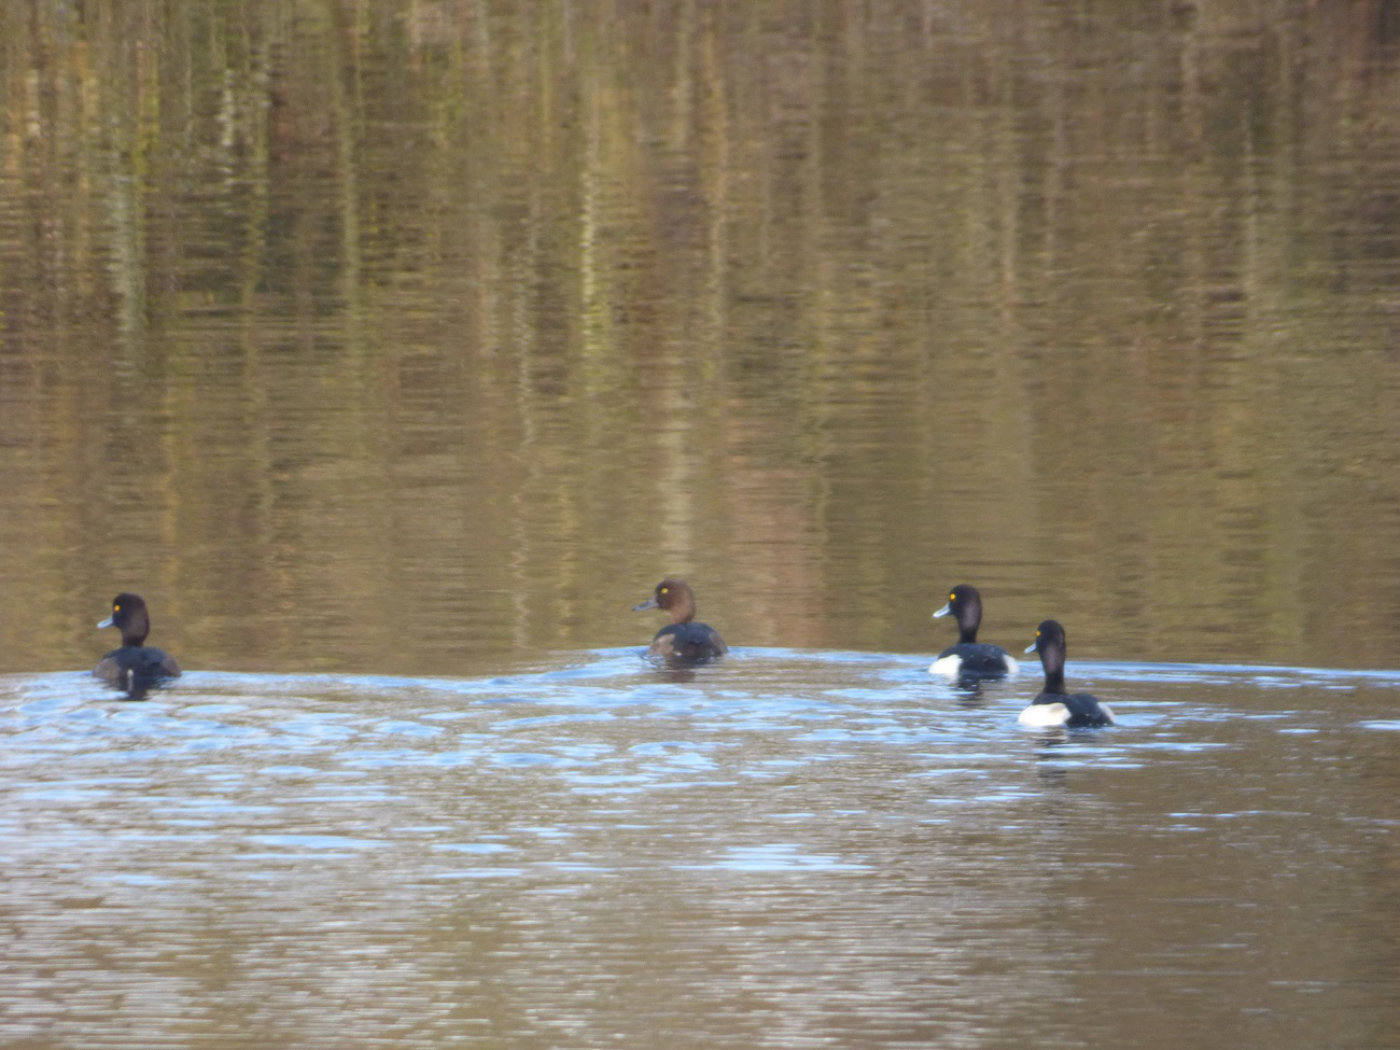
[97,616,114,629]
[932,603,951,619]
[632,597,659,612]
[1024,641,1037,654]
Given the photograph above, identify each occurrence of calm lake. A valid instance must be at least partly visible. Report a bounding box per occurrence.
[1,2,1398,1047]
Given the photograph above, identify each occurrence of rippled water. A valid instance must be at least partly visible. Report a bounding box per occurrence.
[4,654,1398,1048]
[2,3,1398,1046]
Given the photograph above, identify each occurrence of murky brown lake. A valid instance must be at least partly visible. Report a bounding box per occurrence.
[1,2,1398,1047]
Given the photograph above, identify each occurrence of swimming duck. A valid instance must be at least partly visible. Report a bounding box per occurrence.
[1019,619,1114,728]
[95,593,181,698]
[929,584,1017,679]
[633,578,727,665]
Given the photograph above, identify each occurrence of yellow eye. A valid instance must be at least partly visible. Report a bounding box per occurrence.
[948,593,956,602]
[660,587,669,595]
[114,604,122,613]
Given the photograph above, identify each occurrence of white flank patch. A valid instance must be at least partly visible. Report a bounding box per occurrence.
[1018,702,1069,728]
[929,653,962,678]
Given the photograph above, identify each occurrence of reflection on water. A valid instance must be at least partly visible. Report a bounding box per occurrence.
[2,652,1399,1048]
[0,5,1398,1044]
[0,3,1396,679]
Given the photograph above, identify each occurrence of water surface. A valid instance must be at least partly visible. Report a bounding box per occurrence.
[4,653,1398,1048]
[0,1,1396,674]
[1,3,1398,1046]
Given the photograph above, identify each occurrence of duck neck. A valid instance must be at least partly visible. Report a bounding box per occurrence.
[957,595,982,644]
[1040,649,1066,693]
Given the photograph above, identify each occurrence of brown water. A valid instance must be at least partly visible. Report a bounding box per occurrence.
[1,2,1398,1047]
